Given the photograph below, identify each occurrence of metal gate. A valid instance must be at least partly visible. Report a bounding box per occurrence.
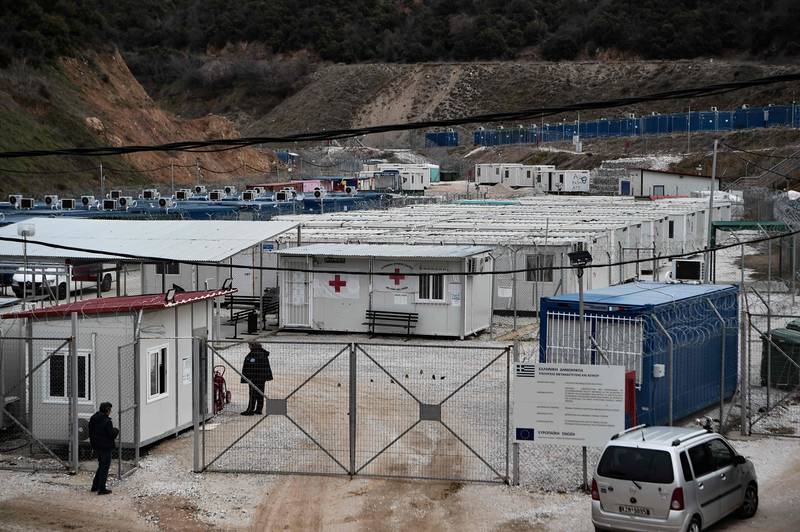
[197,340,510,483]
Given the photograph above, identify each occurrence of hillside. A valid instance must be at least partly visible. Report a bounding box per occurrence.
[244,60,800,146]
[0,51,278,197]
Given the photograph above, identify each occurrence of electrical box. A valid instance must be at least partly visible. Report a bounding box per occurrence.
[653,364,665,379]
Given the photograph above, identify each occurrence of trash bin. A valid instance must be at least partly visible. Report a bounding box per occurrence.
[247,311,258,334]
[760,328,800,388]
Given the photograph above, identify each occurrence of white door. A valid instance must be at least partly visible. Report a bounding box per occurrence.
[281,257,312,327]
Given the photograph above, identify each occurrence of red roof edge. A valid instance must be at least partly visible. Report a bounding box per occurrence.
[1,288,236,320]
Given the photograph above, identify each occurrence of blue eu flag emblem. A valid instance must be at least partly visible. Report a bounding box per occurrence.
[516,427,535,441]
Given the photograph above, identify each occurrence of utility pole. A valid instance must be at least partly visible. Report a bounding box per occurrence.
[704,139,718,283]
[195,158,201,186]
[170,163,175,196]
[687,108,691,154]
[99,163,105,199]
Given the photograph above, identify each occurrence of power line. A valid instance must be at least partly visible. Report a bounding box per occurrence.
[0,225,796,277]
[2,72,799,160]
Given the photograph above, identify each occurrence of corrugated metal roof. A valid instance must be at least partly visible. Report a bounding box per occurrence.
[1,288,235,319]
[0,218,298,263]
[276,243,491,259]
[546,282,737,307]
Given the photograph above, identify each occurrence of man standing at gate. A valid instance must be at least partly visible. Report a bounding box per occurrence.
[241,342,273,415]
[88,402,118,495]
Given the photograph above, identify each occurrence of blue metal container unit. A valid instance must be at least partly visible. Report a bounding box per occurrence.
[539,282,738,427]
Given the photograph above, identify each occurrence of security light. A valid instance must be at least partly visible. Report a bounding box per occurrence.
[568,250,593,268]
[17,223,35,238]
[165,288,176,303]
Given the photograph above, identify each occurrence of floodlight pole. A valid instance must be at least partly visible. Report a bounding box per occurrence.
[576,264,588,492]
[704,139,718,283]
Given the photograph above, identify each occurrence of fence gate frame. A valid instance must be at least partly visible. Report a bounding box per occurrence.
[194,340,511,483]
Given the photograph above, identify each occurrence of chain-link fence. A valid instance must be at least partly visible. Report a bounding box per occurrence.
[0,333,75,472]
[744,308,800,438]
[197,340,510,483]
[0,316,140,478]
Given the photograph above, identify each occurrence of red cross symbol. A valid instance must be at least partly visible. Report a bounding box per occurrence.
[388,268,406,286]
[328,275,347,293]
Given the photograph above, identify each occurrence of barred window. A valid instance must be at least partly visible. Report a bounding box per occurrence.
[525,254,554,282]
[418,274,445,301]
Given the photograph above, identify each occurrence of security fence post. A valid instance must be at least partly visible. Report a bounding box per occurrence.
[349,342,357,477]
[707,299,726,432]
[70,312,79,473]
[652,316,673,426]
[739,308,748,437]
[192,336,202,473]
[511,343,519,486]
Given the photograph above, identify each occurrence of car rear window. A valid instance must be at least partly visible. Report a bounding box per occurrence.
[597,446,675,484]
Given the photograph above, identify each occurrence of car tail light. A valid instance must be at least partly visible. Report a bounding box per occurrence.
[670,487,685,510]
[591,479,600,501]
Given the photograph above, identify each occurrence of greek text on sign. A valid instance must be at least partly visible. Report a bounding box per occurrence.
[513,362,625,447]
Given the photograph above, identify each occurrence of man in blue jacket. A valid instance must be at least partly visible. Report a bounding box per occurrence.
[240,342,273,415]
[88,402,119,495]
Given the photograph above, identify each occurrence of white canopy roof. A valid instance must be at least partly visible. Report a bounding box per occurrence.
[0,218,298,263]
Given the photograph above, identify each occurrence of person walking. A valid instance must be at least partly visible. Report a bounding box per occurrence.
[88,402,119,495]
[240,342,273,415]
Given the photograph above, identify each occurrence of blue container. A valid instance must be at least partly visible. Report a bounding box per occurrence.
[539,282,739,427]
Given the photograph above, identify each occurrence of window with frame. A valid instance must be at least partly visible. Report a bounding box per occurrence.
[418,273,445,301]
[652,185,665,196]
[668,220,675,239]
[525,254,554,282]
[148,346,168,401]
[495,167,499,175]
[46,351,91,402]
[156,262,180,275]
[504,170,509,178]
[477,167,481,177]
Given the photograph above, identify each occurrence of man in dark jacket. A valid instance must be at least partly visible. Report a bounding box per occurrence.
[240,342,273,415]
[88,402,119,495]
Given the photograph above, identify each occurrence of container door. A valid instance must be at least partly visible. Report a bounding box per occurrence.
[621,180,631,196]
[281,257,312,327]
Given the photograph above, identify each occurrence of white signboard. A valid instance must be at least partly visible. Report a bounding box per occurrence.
[182,357,192,385]
[514,362,625,447]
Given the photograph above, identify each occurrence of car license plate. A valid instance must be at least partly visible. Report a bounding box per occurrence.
[618,505,650,516]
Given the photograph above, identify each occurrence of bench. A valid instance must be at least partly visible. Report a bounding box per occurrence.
[363,310,419,337]
[221,291,279,330]
[225,308,257,339]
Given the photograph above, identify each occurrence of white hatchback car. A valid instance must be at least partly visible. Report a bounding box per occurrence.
[592,426,757,532]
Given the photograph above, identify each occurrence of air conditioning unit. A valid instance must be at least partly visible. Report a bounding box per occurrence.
[118,196,135,209]
[81,195,95,208]
[710,106,718,112]
[344,186,356,195]
[627,113,636,119]
[19,198,35,209]
[672,258,705,282]
[313,188,325,199]
[194,185,207,195]
[158,197,174,208]
[275,191,287,202]
[175,189,191,201]
[741,104,750,110]
[252,187,263,195]
[208,190,223,201]
[109,190,122,200]
[223,185,236,196]
[44,195,59,207]
[102,199,117,210]
[8,194,22,206]
[141,188,159,200]
[60,198,76,210]
[241,191,255,201]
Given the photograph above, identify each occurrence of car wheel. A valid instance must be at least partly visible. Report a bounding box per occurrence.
[688,516,702,532]
[738,483,758,518]
[100,274,112,292]
[57,282,68,300]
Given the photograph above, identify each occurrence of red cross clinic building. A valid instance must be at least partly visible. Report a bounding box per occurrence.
[275,244,493,338]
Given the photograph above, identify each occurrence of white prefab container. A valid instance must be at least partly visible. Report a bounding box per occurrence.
[0,289,230,447]
[547,170,591,192]
[628,168,722,197]
[277,244,493,338]
[398,170,429,192]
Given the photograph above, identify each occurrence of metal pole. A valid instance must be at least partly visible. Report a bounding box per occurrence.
[793,234,797,307]
[652,316,673,426]
[99,163,104,199]
[512,248,518,331]
[117,345,123,479]
[349,343,356,476]
[704,139,718,283]
[70,312,79,473]
[767,238,772,410]
[192,337,201,473]
[22,236,27,305]
[578,266,588,491]
[511,344,520,486]
[739,307,747,437]
[707,300,726,432]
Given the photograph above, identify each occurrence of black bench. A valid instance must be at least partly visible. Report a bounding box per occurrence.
[225,308,257,339]
[363,310,419,337]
